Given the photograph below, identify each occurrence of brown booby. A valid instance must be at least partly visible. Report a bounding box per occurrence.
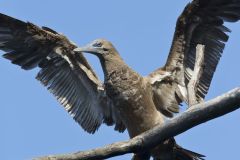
[1,0,240,159]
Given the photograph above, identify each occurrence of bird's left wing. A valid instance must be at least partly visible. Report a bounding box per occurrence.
[0,13,125,133]
[147,0,240,117]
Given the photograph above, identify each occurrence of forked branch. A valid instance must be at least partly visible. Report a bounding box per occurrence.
[35,87,240,160]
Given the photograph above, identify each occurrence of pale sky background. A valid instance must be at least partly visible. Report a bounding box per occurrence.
[0,1,239,160]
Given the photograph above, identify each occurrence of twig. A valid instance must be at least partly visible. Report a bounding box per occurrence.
[34,87,240,160]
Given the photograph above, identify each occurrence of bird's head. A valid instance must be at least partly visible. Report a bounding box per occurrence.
[74,39,119,59]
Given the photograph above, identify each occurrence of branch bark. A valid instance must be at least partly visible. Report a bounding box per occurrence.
[34,87,240,160]
[188,44,205,106]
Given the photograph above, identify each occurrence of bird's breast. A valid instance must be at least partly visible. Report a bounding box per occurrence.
[105,68,140,97]
[105,69,164,137]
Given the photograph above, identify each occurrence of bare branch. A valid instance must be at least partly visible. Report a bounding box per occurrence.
[34,88,240,160]
[188,44,205,106]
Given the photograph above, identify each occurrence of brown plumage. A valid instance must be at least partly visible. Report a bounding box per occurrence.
[0,13,126,134]
[74,39,205,160]
[1,0,240,159]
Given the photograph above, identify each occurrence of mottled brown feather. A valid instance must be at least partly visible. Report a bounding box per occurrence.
[0,13,125,133]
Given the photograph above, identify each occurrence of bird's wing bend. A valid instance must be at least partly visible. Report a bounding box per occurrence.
[0,13,125,133]
[148,0,240,117]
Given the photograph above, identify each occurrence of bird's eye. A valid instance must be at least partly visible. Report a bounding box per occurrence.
[93,42,102,47]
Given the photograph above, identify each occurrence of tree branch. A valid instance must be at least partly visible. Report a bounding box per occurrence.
[188,44,205,106]
[34,87,240,160]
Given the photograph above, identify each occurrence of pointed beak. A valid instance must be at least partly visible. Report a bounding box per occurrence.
[74,45,101,55]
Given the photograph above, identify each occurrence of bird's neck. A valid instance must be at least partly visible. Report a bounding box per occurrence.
[99,55,128,79]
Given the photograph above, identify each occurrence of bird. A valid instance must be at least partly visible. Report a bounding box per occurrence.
[0,0,240,159]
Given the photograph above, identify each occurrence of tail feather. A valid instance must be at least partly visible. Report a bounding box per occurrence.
[174,144,205,160]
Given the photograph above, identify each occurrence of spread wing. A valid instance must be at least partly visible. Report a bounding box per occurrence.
[147,0,240,117]
[0,13,125,133]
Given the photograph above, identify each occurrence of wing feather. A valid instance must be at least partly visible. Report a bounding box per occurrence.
[0,13,125,133]
[166,0,240,103]
[148,0,240,116]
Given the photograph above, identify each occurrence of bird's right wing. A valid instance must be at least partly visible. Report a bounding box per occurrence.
[0,13,125,133]
[147,0,240,117]
[165,0,240,104]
